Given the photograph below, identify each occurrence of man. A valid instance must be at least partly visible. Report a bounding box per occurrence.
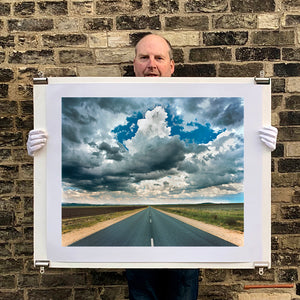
[27,33,278,299]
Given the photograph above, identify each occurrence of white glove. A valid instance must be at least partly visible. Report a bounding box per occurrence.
[27,129,47,157]
[259,125,278,151]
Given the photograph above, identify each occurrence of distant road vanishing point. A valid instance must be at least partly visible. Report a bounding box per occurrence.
[70,207,236,247]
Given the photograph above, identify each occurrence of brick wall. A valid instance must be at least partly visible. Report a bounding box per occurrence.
[0,0,299,299]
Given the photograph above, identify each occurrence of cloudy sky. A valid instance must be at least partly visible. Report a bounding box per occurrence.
[61,97,244,205]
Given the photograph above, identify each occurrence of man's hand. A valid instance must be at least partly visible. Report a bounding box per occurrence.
[259,126,278,151]
[27,129,47,157]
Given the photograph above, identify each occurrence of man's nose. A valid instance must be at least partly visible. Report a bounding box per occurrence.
[147,57,156,68]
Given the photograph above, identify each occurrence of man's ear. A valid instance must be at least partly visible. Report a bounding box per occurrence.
[170,60,175,75]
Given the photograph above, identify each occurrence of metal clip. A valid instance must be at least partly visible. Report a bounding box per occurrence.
[33,78,48,85]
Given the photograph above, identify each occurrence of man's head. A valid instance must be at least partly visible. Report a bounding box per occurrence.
[133,34,175,77]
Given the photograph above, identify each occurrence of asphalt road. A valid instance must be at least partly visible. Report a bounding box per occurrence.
[70,207,236,247]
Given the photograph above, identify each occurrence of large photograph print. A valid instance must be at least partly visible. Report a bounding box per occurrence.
[41,78,271,266]
[62,96,244,249]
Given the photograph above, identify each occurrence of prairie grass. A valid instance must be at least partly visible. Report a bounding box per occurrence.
[159,204,244,232]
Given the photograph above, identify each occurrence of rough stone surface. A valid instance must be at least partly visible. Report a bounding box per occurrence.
[0,1,299,300]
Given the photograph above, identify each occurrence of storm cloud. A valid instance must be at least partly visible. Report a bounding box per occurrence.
[61,97,244,204]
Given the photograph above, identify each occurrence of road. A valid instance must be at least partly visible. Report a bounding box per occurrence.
[70,207,236,247]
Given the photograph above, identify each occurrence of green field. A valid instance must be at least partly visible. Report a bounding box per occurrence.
[156,203,244,232]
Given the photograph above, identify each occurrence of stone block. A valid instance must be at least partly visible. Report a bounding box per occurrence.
[16,180,33,194]
[90,270,127,285]
[15,116,33,130]
[17,274,39,288]
[279,127,300,142]
[0,227,22,241]
[8,19,54,32]
[0,132,23,147]
[281,236,300,250]
[0,292,23,300]
[236,47,280,61]
[40,273,87,287]
[27,289,72,300]
[20,164,33,179]
[274,63,300,77]
[278,268,298,282]
[0,149,12,162]
[0,117,14,130]
[189,47,232,62]
[88,33,107,48]
[272,221,300,234]
[71,1,93,15]
[100,286,128,300]
[278,159,300,173]
[282,0,300,11]
[238,293,291,300]
[251,31,295,46]
[286,78,300,93]
[213,14,256,29]
[272,188,293,203]
[14,242,33,257]
[0,165,18,180]
[165,16,209,30]
[0,259,23,273]
[281,205,300,219]
[271,78,285,93]
[14,2,35,16]
[108,32,129,47]
[78,66,121,77]
[83,18,113,31]
[42,34,88,47]
[116,15,161,30]
[286,143,300,157]
[272,95,282,110]
[18,84,33,99]
[272,252,299,267]
[0,84,8,98]
[173,64,216,77]
[59,50,94,64]
[204,269,227,282]
[0,211,15,226]
[20,101,33,115]
[162,32,199,46]
[95,48,133,63]
[185,0,228,13]
[232,269,275,281]
[258,14,280,29]
[0,51,4,64]
[9,50,54,64]
[150,0,179,14]
[231,0,275,12]
[38,1,68,15]
[44,68,77,77]
[279,111,300,125]
[204,31,248,46]
[219,63,263,77]
[284,15,300,26]
[0,275,15,289]
[74,288,98,300]
[0,68,14,82]
[56,18,80,31]
[272,172,300,187]
[286,95,300,109]
[96,0,142,14]
[0,36,15,49]
[0,3,10,16]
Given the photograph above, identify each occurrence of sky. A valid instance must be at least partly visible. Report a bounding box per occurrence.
[61,97,244,205]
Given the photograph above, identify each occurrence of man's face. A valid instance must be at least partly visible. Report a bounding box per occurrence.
[133,35,175,77]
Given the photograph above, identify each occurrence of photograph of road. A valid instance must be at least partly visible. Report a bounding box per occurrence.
[69,207,236,247]
[61,96,244,247]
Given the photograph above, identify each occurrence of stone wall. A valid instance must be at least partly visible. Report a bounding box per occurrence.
[0,0,299,299]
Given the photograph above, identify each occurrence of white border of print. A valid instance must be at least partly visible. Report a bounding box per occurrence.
[34,77,271,269]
